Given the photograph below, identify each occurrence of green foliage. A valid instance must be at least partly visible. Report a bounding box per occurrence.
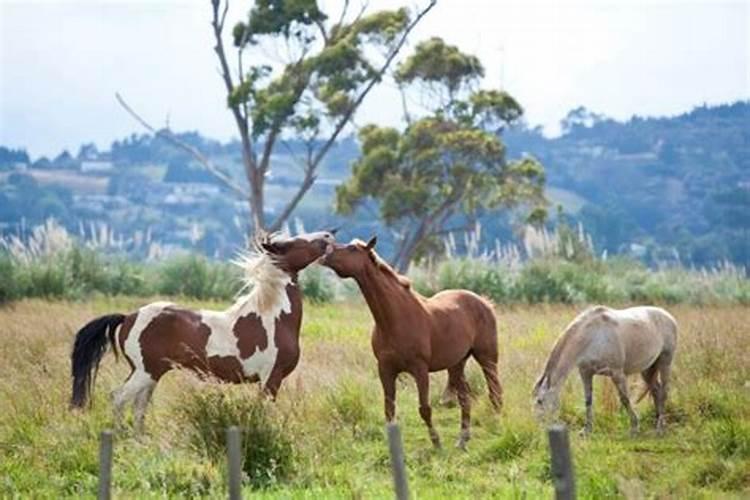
[156,254,238,300]
[338,37,546,269]
[231,1,416,140]
[396,37,484,93]
[710,418,750,459]
[325,380,380,439]
[411,255,748,305]
[298,265,334,303]
[177,386,295,489]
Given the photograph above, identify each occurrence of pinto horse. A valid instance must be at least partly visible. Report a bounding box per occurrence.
[323,237,502,449]
[70,230,336,431]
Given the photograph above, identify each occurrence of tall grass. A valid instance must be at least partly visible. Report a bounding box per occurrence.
[176,384,295,489]
[1,219,748,305]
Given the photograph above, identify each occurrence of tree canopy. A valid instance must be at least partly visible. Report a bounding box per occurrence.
[336,37,546,271]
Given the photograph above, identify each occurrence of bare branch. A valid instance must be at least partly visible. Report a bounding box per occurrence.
[336,0,351,28]
[270,0,438,232]
[309,0,437,170]
[115,92,249,199]
[267,168,318,232]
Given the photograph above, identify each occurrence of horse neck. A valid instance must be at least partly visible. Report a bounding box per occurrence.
[354,264,423,330]
[545,328,585,389]
[227,273,298,323]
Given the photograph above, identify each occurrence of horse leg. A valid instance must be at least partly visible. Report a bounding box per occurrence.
[640,364,661,431]
[378,364,397,423]
[439,381,458,407]
[263,369,285,401]
[656,353,674,435]
[579,367,594,436]
[133,381,156,434]
[473,351,503,411]
[413,364,441,449]
[611,370,639,436]
[448,362,471,450]
[111,370,153,432]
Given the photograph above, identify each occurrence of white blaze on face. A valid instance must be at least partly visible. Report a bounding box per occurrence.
[295,231,334,243]
[123,301,174,375]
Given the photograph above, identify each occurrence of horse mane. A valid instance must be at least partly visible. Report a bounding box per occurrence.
[352,239,412,290]
[230,246,292,317]
[536,305,609,389]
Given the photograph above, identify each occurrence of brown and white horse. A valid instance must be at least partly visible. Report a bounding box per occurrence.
[70,230,336,431]
[322,237,502,450]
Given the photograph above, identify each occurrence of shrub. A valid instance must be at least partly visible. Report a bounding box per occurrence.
[710,418,750,459]
[483,427,537,462]
[298,266,334,303]
[157,255,238,300]
[325,380,379,439]
[0,253,18,304]
[177,385,295,489]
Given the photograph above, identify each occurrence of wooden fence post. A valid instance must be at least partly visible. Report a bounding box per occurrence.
[226,426,242,500]
[386,422,409,500]
[547,424,575,500]
[97,430,113,500]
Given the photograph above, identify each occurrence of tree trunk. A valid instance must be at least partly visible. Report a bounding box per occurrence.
[393,219,430,273]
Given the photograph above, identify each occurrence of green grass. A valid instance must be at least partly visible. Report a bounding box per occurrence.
[1,299,748,498]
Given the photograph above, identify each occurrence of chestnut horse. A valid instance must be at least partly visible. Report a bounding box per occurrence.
[323,237,502,450]
[70,230,336,431]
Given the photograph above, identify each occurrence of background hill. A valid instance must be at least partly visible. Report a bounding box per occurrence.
[1,101,747,266]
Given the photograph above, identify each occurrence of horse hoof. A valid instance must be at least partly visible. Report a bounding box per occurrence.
[579,427,592,438]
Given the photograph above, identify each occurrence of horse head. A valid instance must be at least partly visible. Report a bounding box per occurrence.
[259,229,337,273]
[321,236,377,278]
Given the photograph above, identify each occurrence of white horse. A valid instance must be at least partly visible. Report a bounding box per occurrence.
[533,305,677,435]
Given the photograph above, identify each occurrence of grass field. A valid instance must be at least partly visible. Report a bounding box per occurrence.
[1,298,749,498]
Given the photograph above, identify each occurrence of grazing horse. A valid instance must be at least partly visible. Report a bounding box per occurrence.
[533,305,677,436]
[70,230,336,432]
[323,237,502,450]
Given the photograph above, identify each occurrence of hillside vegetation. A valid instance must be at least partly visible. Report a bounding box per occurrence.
[1,221,747,306]
[1,299,748,498]
[1,102,747,265]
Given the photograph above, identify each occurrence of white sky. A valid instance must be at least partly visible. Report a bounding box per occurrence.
[1,0,748,158]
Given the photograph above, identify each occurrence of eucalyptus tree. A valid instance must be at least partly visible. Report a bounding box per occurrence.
[119,0,436,233]
[336,37,547,271]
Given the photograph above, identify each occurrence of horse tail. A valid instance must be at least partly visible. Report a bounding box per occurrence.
[636,365,660,404]
[70,313,125,409]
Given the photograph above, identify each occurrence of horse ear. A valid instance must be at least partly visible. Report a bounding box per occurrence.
[261,241,283,254]
[366,236,377,250]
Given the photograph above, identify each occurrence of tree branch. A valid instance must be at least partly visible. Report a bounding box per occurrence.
[271,0,437,231]
[115,92,249,199]
[267,168,318,231]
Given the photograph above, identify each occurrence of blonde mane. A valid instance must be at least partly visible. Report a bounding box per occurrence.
[229,249,292,317]
[352,239,412,289]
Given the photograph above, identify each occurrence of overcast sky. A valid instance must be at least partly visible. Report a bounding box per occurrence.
[1,0,747,158]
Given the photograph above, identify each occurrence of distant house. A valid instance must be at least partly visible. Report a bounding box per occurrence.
[164,183,221,205]
[80,160,114,173]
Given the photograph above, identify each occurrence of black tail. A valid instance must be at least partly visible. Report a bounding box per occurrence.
[70,314,125,409]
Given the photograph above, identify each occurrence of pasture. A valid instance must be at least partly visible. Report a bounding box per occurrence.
[1,298,748,498]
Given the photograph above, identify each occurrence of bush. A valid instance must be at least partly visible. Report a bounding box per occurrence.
[177,385,295,489]
[514,259,611,304]
[710,418,750,459]
[325,380,379,439]
[157,255,238,300]
[298,266,334,303]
